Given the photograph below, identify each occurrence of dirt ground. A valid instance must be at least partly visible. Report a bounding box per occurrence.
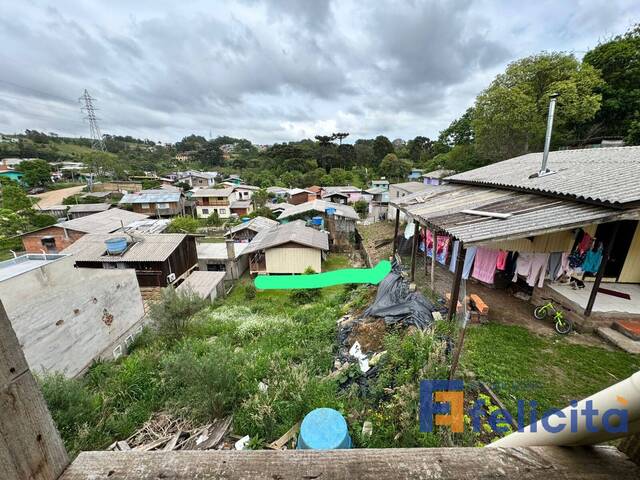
[31,185,85,207]
[358,221,610,349]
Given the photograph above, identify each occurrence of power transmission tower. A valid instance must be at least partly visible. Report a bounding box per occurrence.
[79,89,105,151]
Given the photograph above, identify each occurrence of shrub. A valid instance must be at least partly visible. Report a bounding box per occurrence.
[166,215,200,233]
[290,267,320,304]
[149,286,208,339]
[245,284,257,300]
[203,211,221,226]
[353,199,369,218]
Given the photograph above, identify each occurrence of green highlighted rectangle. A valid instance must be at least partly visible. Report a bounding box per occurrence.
[254,260,391,290]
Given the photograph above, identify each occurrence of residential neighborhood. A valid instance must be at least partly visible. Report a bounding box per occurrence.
[2,2,640,479]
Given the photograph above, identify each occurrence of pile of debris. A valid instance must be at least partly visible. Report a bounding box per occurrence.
[107,413,235,452]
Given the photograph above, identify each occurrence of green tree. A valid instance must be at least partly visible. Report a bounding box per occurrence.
[353,199,369,219]
[252,188,269,209]
[373,136,394,166]
[1,182,32,211]
[150,286,208,339]
[439,108,475,147]
[379,153,412,181]
[166,215,200,233]
[195,141,223,168]
[175,134,207,152]
[625,120,640,145]
[473,53,603,162]
[19,159,51,187]
[583,25,640,137]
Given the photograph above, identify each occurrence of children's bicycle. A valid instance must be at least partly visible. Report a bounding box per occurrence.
[533,299,573,335]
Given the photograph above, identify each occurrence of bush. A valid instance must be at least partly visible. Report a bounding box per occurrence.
[149,286,208,339]
[289,267,320,304]
[166,215,200,233]
[203,211,221,226]
[353,199,369,218]
[245,284,257,300]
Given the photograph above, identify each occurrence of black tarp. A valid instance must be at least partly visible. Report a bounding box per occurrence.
[362,262,436,329]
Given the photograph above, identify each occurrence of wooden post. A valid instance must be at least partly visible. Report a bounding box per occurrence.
[423,226,429,278]
[449,324,467,381]
[410,220,420,282]
[0,300,69,480]
[585,222,620,316]
[392,208,400,257]
[447,247,466,322]
[430,229,436,293]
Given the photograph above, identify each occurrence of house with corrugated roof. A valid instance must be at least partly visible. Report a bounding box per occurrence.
[224,216,279,242]
[391,146,640,335]
[241,221,329,274]
[62,233,198,287]
[119,189,185,217]
[20,208,149,254]
[191,187,237,219]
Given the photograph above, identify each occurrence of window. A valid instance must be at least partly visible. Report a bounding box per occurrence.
[41,237,57,252]
[207,263,226,272]
[219,209,226,214]
[125,335,134,346]
[141,203,150,209]
[158,203,170,209]
[113,345,123,359]
[202,208,209,215]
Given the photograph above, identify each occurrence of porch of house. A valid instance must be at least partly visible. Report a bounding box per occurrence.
[534,282,640,332]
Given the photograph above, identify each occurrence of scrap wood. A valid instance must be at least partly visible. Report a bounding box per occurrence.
[267,421,301,450]
[374,238,393,249]
[479,381,517,430]
[134,436,172,451]
[163,431,182,451]
[469,294,489,314]
[116,441,131,451]
[195,416,233,450]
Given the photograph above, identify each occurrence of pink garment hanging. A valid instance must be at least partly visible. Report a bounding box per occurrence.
[555,252,571,279]
[436,236,450,264]
[472,247,500,284]
[496,250,508,270]
[526,253,550,288]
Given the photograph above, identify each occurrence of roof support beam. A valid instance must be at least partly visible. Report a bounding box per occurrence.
[585,222,620,316]
[410,220,420,282]
[392,208,400,257]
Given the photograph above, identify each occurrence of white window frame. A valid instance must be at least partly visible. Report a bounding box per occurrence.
[113,345,123,359]
[141,203,150,209]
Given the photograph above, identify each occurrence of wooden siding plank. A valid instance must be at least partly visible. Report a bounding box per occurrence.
[0,301,69,480]
[60,446,640,479]
[619,223,640,283]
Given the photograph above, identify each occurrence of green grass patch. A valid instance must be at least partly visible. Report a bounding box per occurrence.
[461,323,640,414]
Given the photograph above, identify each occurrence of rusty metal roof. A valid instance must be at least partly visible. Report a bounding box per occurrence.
[392,184,640,246]
[447,146,640,207]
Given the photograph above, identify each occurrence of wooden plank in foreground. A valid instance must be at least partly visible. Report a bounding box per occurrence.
[60,445,640,480]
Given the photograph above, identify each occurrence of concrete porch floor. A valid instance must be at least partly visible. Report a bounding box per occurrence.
[548,282,640,316]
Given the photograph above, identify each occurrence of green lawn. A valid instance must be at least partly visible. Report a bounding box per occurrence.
[461,323,640,415]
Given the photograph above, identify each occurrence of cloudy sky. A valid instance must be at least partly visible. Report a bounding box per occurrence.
[0,0,638,144]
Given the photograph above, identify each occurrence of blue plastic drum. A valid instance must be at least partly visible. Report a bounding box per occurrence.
[297,408,351,450]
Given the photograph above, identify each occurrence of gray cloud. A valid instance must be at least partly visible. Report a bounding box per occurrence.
[0,0,638,143]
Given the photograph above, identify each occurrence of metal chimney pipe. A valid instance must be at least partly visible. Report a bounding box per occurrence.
[539,93,559,175]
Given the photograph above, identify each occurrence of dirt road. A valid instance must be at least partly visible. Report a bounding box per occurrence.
[31,185,85,208]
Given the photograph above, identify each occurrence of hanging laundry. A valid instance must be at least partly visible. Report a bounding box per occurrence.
[577,231,593,254]
[582,244,603,274]
[403,222,415,240]
[449,240,460,273]
[568,250,586,269]
[436,236,450,264]
[555,252,571,280]
[527,253,550,288]
[547,252,563,280]
[505,251,519,277]
[462,247,477,280]
[513,252,535,282]
[496,250,508,270]
[472,247,500,284]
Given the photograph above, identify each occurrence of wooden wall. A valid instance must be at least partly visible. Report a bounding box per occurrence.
[619,223,640,283]
[265,245,322,273]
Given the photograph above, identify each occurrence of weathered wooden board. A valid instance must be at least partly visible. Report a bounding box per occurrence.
[60,446,640,479]
[0,301,69,480]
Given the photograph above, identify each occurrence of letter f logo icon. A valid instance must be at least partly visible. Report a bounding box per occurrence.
[420,380,464,433]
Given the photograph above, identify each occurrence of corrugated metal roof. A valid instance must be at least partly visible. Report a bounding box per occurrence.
[68,203,111,213]
[196,242,248,260]
[277,200,359,221]
[119,189,182,204]
[266,202,293,211]
[119,219,170,234]
[59,208,149,234]
[62,233,188,262]
[191,188,235,198]
[393,184,640,246]
[226,216,279,236]
[230,200,252,208]
[177,271,225,298]
[288,188,314,195]
[323,185,362,194]
[390,181,429,194]
[447,146,640,207]
[241,222,329,255]
[267,186,290,194]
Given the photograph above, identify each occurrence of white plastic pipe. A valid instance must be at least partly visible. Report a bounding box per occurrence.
[488,371,640,447]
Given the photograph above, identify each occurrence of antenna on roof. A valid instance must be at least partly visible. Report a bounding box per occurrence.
[537,93,559,177]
